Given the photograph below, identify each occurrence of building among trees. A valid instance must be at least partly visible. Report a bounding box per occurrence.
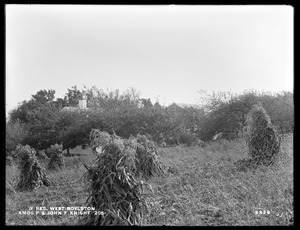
[61,91,89,112]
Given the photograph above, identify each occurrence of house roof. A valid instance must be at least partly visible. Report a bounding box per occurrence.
[61,106,80,111]
[60,106,90,112]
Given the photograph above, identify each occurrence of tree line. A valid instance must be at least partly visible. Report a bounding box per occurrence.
[6,86,293,156]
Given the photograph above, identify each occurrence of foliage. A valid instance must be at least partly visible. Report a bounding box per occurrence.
[138,105,182,144]
[31,89,56,104]
[6,86,293,157]
[9,90,61,151]
[6,119,28,154]
[9,89,57,124]
[57,110,92,154]
[198,90,293,141]
[64,85,82,107]
[260,91,294,135]
[178,133,199,147]
[21,108,59,151]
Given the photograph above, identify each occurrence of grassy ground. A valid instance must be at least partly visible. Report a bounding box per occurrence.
[5,134,293,226]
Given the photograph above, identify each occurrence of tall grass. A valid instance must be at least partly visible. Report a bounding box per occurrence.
[5,135,293,226]
[144,136,293,226]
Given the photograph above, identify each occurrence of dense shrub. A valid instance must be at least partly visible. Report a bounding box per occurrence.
[6,119,27,154]
[198,90,293,141]
[7,87,293,152]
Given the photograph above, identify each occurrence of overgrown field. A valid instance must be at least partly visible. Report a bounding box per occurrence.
[5,134,293,226]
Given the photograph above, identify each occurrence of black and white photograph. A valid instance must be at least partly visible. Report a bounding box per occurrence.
[5,4,293,226]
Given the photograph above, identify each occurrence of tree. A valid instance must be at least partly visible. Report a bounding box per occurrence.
[21,105,60,151]
[64,85,82,107]
[9,89,58,124]
[140,106,181,143]
[140,98,153,108]
[9,100,32,124]
[6,119,28,154]
[32,89,55,104]
[53,98,68,109]
[198,89,294,141]
[8,89,61,151]
[261,91,294,135]
[57,110,92,156]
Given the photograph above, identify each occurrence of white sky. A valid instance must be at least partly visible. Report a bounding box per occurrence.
[6,5,293,115]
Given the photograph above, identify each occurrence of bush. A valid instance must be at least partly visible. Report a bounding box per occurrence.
[178,133,204,147]
[198,90,293,142]
[164,136,180,146]
[6,120,27,154]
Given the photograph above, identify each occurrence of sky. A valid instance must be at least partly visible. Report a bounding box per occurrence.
[6,5,293,115]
